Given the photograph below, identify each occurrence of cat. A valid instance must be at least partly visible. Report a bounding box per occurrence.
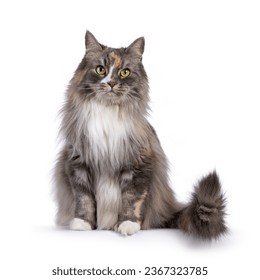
[54,31,227,239]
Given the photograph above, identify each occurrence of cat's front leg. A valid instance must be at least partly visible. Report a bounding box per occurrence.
[115,168,150,236]
[115,187,148,236]
[69,191,96,231]
[67,158,96,231]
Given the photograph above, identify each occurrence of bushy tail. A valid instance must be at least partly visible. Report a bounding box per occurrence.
[171,171,227,240]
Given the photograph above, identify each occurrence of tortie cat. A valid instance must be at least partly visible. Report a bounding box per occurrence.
[54,31,227,239]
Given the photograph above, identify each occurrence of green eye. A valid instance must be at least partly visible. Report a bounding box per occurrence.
[120,68,131,78]
[96,65,106,76]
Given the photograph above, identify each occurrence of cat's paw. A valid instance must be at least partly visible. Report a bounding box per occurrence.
[69,218,92,231]
[116,221,140,236]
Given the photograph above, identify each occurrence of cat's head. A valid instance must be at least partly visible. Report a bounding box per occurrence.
[71,31,149,110]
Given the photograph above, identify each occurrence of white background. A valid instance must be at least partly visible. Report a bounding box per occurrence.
[1,0,259,279]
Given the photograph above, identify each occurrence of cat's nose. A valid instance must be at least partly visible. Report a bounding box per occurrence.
[107,81,117,88]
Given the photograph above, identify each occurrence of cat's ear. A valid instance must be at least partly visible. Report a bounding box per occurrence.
[126,37,145,60]
[85,31,103,53]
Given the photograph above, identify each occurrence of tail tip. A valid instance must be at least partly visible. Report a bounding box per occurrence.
[194,170,222,199]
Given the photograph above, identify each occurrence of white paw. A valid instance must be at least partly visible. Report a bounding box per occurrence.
[116,221,140,236]
[69,218,92,231]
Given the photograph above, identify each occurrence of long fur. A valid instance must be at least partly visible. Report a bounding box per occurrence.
[53,31,227,239]
[169,171,227,239]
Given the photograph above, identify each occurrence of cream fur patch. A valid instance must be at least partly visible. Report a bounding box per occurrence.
[96,176,121,230]
[69,218,92,231]
[117,220,141,236]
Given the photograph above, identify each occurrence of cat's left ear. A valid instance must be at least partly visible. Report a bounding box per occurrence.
[126,37,145,60]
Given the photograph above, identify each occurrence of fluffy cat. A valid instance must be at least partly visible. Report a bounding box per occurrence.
[54,31,227,239]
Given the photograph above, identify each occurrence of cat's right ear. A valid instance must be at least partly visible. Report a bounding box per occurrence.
[85,31,103,53]
[125,37,145,60]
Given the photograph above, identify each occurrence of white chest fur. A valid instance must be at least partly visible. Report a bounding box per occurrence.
[79,102,133,167]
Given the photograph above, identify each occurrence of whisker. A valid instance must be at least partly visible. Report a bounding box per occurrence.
[77,87,94,90]
[77,82,99,86]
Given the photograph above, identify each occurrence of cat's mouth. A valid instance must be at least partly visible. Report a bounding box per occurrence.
[94,83,129,99]
[103,85,127,97]
[107,89,123,96]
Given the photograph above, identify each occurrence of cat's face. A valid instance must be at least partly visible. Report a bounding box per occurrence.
[73,32,149,108]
